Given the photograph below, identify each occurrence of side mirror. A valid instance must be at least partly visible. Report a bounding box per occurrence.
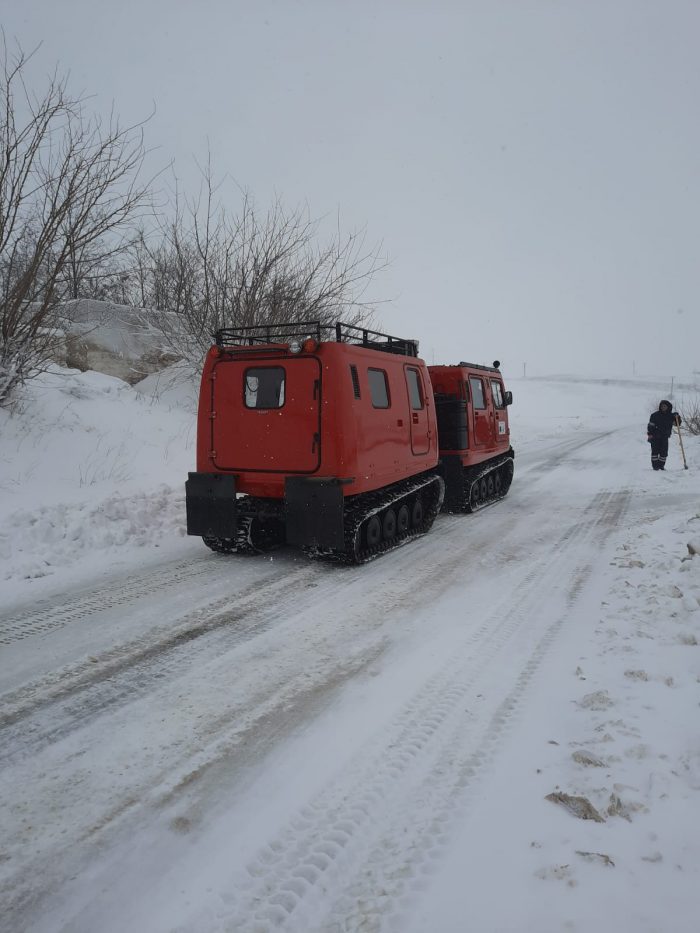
[504,391,513,406]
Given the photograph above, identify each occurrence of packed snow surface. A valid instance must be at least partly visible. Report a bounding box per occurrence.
[1,366,699,932]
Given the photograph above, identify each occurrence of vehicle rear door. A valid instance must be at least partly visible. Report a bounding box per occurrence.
[211,356,321,472]
[404,365,430,454]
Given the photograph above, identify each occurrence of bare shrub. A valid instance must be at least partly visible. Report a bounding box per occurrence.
[678,395,700,436]
[133,161,387,364]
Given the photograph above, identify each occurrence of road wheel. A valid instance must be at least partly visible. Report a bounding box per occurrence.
[470,482,481,509]
[248,517,285,552]
[365,515,382,548]
[382,508,397,541]
[480,478,488,501]
[411,498,424,527]
[397,504,410,533]
[487,474,495,498]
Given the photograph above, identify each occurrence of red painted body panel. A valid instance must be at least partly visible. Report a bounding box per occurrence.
[196,342,439,499]
[428,364,511,467]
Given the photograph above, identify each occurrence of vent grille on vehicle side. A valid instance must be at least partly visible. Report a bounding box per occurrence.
[350,365,361,399]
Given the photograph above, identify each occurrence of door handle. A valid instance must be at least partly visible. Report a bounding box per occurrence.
[412,413,419,423]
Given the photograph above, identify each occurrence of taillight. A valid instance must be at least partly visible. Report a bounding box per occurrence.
[302,337,318,353]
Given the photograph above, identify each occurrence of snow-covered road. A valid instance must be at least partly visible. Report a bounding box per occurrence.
[1,375,699,933]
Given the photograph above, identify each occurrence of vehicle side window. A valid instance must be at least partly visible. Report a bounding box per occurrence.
[469,376,486,410]
[368,368,390,408]
[245,367,285,408]
[406,368,424,410]
[491,380,505,409]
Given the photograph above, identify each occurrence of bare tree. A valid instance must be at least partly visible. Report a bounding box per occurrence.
[60,227,137,302]
[0,35,151,404]
[135,163,387,363]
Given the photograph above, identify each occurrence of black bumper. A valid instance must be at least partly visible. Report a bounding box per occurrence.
[186,472,237,538]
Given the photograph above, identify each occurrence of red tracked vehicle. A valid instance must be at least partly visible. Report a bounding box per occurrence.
[186,322,445,563]
[185,321,514,563]
[430,362,514,512]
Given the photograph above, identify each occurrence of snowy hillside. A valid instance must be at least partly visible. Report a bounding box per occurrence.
[1,365,699,932]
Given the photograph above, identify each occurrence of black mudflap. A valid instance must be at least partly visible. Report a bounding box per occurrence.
[186,472,237,538]
[285,477,346,550]
[440,454,465,512]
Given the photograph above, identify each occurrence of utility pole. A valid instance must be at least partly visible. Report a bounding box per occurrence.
[523,362,527,379]
[670,376,674,399]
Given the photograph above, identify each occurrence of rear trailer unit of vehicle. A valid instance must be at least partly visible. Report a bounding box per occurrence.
[186,322,445,563]
[429,361,514,512]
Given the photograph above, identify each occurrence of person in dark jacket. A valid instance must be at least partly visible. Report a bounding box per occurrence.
[647,400,681,470]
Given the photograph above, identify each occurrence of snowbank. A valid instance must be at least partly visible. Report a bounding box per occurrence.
[0,365,199,603]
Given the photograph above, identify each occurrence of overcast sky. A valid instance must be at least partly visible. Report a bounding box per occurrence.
[4,0,699,378]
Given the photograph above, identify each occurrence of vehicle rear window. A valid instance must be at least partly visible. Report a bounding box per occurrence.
[491,380,505,408]
[406,368,424,410]
[469,377,486,410]
[244,367,285,408]
[368,368,390,408]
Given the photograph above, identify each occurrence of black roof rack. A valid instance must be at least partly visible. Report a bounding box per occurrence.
[430,361,502,374]
[214,320,419,357]
[457,361,502,374]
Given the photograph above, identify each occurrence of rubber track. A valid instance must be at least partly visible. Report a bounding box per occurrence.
[441,453,514,514]
[342,473,445,564]
[464,454,515,513]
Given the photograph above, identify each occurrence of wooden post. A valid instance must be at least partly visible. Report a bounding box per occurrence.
[676,420,688,470]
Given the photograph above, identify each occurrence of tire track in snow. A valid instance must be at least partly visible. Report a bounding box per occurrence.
[0,553,226,646]
[0,486,541,768]
[1,497,530,780]
[321,489,630,933]
[516,429,617,474]
[0,563,323,762]
[197,489,629,933]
